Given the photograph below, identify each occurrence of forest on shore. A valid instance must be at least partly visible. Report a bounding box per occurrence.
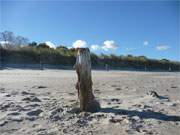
[0,31,180,71]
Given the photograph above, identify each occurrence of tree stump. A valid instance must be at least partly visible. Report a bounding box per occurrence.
[75,48,100,112]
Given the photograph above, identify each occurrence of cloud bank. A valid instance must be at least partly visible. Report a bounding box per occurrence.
[71,40,118,51]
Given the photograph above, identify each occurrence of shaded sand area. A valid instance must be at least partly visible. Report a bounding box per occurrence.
[0,69,180,135]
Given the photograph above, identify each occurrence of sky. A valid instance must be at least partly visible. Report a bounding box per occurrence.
[0,0,179,61]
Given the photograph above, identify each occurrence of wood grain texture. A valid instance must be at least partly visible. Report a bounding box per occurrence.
[75,48,100,112]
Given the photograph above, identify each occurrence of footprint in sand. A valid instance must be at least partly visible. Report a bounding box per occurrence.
[0,120,8,126]
[21,91,35,96]
[22,96,41,102]
[26,109,43,116]
[115,87,122,91]
[0,102,15,110]
[10,91,19,96]
[37,86,47,89]
[111,98,120,102]
[5,94,11,97]
[24,104,41,110]
[69,100,76,102]
[171,86,178,88]
[68,92,75,95]
[0,88,5,93]
[7,112,21,116]
[104,98,122,105]
[94,89,101,94]
[111,85,117,87]
[32,86,47,89]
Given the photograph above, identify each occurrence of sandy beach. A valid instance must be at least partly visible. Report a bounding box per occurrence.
[0,69,180,135]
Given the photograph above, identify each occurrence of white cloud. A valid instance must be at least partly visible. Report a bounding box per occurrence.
[45,41,56,48]
[143,41,149,46]
[102,40,118,51]
[90,44,100,50]
[156,45,170,51]
[72,40,87,48]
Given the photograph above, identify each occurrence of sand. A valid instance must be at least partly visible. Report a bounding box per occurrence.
[0,69,180,135]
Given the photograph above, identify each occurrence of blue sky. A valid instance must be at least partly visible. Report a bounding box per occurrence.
[0,0,179,61]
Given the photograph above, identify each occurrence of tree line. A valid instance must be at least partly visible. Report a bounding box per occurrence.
[0,31,179,71]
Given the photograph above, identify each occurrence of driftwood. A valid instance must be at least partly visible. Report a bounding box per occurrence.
[75,48,100,112]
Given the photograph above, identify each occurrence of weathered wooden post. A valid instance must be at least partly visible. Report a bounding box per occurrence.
[75,48,100,112]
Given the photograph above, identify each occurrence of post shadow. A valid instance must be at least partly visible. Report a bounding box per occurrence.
[100,108,180,122]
